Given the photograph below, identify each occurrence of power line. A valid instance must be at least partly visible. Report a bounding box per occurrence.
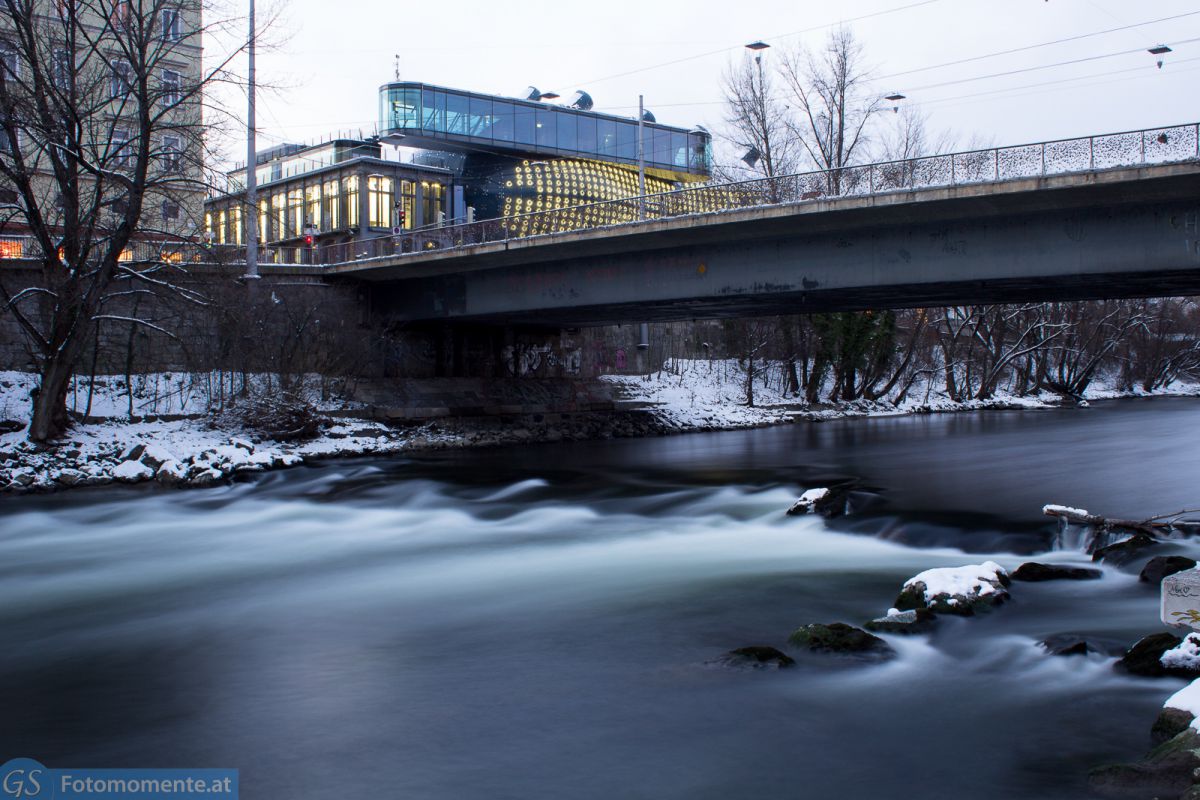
[875,10,1200,82]
[546,0,944,93]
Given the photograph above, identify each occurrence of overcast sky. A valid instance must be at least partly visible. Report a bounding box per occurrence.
[212,0,1200,170]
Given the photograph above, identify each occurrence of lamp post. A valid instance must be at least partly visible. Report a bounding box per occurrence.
[243,0,259,281]
[637,94,646,220]
[745,39,770,102]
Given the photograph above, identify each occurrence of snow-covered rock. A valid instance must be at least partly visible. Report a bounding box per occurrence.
[863,607,938,635]
[1162,634,1200,673]
[139,443,178,470]
[229,436,254,453]
[111,460,154,482]
[787,488,829,516]
[154,460,189,485]
[894,561,1011,616]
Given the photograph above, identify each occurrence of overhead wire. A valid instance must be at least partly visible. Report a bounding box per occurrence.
[546,0,944,93]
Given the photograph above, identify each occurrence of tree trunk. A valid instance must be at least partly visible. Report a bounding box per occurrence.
[29,356,76,442]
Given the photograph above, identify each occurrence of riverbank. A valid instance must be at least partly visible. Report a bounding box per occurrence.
[1,363,1197,493]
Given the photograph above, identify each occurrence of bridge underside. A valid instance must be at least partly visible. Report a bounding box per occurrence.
[356,166,1200,326]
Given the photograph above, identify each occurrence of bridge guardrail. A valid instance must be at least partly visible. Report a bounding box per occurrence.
[4,123,1197,268]
[333,121,1199,267]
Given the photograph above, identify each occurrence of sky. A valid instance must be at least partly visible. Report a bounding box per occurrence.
[208,0,1200,172]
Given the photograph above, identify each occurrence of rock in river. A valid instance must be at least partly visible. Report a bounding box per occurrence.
[1011,562,1102,582]
[1140,556,1198,585]
[893,561,1011,616]
[716,646,796,670]
[863,608,938,635]
[787,623,895,660]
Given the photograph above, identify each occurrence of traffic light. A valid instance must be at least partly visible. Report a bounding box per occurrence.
[397,209,406,227]
[303,234,314,247]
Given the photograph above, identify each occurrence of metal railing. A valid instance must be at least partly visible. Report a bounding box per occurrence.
[4,123,1198,269]
[311,121,1200,267]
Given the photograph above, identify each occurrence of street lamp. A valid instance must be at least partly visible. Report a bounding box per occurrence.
[1149,44,1172,69]
[885,92,906,113]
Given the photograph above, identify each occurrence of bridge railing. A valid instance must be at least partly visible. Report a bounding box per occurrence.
[3,123,1196,268]
[326,121,1197,266]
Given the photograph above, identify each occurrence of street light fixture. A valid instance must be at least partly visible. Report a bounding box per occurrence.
[1149,44,1172,69]
[885,92,906,113]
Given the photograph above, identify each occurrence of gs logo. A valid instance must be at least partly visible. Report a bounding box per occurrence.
[0,760,48,799]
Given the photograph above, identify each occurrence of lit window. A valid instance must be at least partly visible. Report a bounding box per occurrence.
[367,174,392,228]
[305,184,321,229]
[344,175,359,227]
[321,179,340,229]
[0,239,22,258]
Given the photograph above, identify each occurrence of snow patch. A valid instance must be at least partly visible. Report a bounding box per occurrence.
[1162,634,1200,672]
[1166,677,1200,731]
[1043,504,1090,516]
[111,460,154,482]
[904,561,1009,599]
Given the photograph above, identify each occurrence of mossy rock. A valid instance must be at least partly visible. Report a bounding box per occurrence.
[1153,707,1196,746]
[718,646,796,670]
[1090,729,1200,797]
[788,623,895,659]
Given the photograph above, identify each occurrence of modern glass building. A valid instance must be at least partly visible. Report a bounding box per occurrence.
[379,82,712,183]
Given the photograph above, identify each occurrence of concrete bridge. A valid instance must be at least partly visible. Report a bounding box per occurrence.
[317,123,1200,326]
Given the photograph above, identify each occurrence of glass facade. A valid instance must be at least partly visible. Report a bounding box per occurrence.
[380,82,711,180]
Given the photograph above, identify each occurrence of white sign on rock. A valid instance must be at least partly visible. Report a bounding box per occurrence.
[1162,568,1200,630]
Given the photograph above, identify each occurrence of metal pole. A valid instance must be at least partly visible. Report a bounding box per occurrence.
[637,94,646,220]
[243,0,259,281]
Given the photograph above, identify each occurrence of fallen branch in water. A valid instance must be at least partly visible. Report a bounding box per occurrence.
[1043,504,1200,537]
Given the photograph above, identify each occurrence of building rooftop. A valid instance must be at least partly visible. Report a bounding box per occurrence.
[379,82,712,182]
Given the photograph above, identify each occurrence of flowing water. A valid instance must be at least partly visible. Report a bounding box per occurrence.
[2,398,1199,799]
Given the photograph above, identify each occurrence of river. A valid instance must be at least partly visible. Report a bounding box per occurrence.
[2,398,1198,799]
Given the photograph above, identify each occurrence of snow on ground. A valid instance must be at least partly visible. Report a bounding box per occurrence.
[600,359,1200,429]
[1,360,1198,494]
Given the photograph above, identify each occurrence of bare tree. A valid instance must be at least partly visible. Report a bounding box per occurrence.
[719,52,799,183]
[0,0,246,441]
[778,26,880,193]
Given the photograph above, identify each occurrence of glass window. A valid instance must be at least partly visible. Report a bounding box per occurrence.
[468,95,492,138]
[651,128,671,166]
[556,112,577,152]
[446,93,469,135]
[422,89,445,132]
[577,115,597,155]
[535,107,556,148]
[344,175,359,227]
[491,100,514,143]
[367,175,393,228]
[232,206,242,245]
[422,182,443,226]
[287,187,304,237]
[258,199,268,242]
[598,119,617,157]
[217,210,226,244]
[687,132,706,172]
[671,132,688,168]
[271,193,286,241]
[616,121,636,160]
[160,9,182,41]
[305,184,321,229]
[321,179,340,229]
[396,180,415,229]
[388,87,421,130]
[514,103,536,145]
[160,69,181,107]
